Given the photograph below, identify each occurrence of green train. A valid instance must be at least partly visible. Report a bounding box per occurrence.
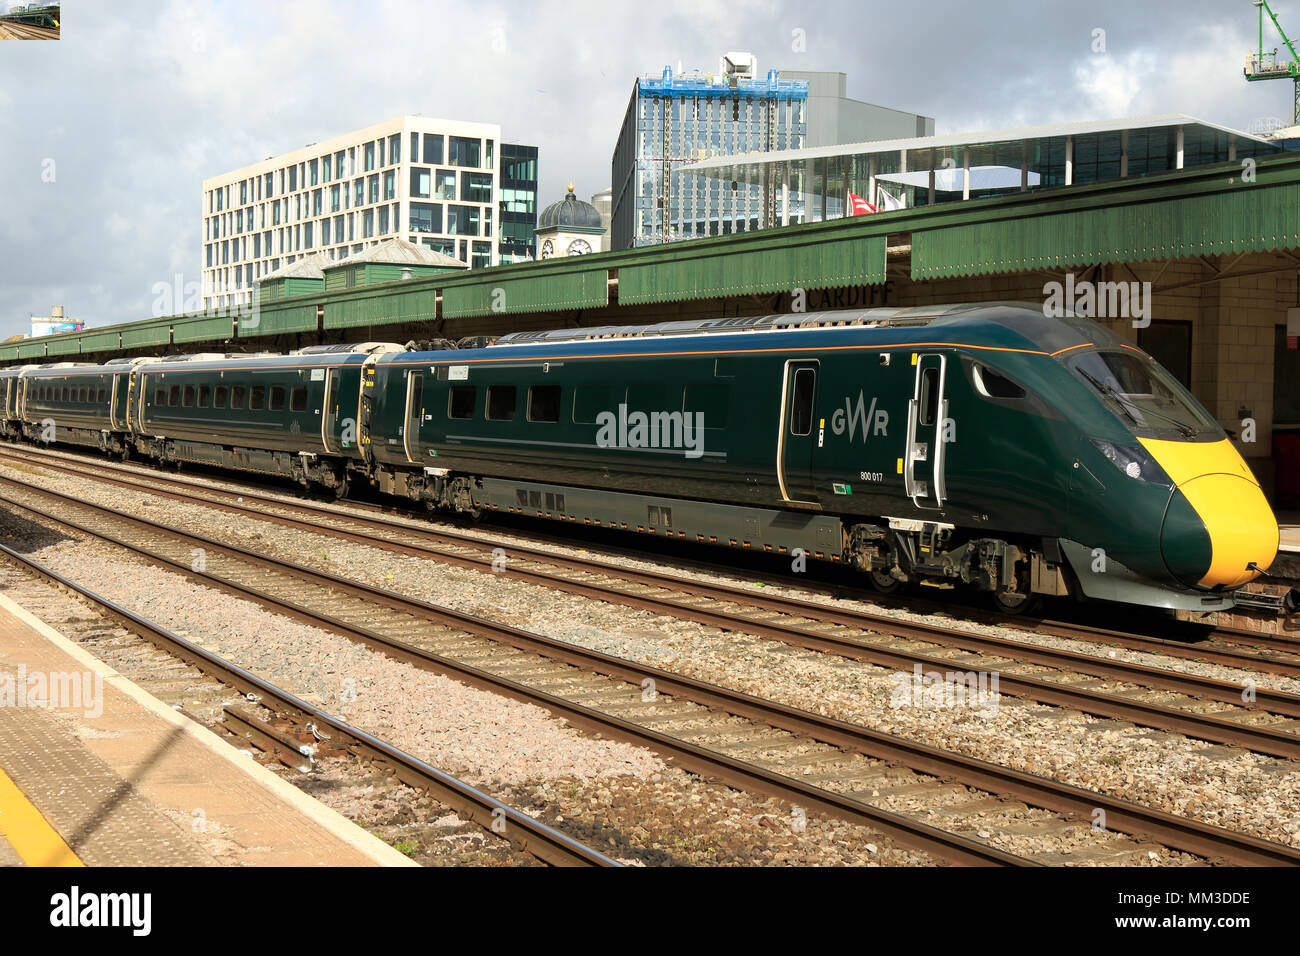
[0,304,1285,615]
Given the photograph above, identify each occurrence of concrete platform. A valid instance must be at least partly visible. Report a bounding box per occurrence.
[0,594,415,867]
[1280,521,1300,554]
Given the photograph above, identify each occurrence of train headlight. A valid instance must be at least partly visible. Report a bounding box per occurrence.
[1090,440,1172,487]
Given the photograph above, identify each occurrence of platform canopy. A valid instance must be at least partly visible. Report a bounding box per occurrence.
[680,114,1281,225]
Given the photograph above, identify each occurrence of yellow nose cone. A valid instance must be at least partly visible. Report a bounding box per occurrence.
[1140,437,1280,589]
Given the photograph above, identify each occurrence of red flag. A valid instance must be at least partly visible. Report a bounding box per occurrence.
[848,192,879,215]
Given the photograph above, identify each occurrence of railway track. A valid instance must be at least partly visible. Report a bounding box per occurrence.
[0,20,58,39]
[0,543,615,867]
[0,466,1297,864]
[5,446,1300,763]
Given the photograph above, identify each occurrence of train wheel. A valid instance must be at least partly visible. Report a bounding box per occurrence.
[867,570,903,594]
[990,589,1042,616]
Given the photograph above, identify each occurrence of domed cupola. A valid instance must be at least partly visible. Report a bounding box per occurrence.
[534,184,607,259]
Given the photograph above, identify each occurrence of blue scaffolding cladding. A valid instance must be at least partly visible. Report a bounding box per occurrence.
[611,67,809,250]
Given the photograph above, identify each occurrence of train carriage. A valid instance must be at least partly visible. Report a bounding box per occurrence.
[19,362,122,452]
[128,343,400,493]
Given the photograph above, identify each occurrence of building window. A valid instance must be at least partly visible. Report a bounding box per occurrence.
[461,172,492,203]
[449,136,482,167]
[423,133,443,165]
[367,174,380,204]
[354,178,364,207]
[410,131,420,164]
[471,240,491,269]
[322,155,331,182]
[378,205,390,234]
[448,205,481,236]
[435,169,456,199]
[410,202,443,233]
[365,141,375,171]
[410,167,431,198]
[330,184,341,212]
[389,134,401,164]
[321,218,331,245]
[383,170,395,200]
[309,159,318,186]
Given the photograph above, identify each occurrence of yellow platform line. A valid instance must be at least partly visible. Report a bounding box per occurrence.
[0,766,83,867]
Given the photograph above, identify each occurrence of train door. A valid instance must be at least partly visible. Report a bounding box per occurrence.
[777,360,820,504]
[128,372,146,433]
[904,353,948,510]
[321,367,342,453]
[402,370,424,464]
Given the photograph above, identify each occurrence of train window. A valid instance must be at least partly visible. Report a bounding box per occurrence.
[789,368,815,436]
[290,386,307,412]
[231,386,247,410]
[448,386,475,420]
[78,387,88,403]
[154,389,165,405]
[250,386,266,410]
[527,385,561,423]
[198,386,211,408]
[62,386,70,402]
[626,384,670,413]
[97,388,106,403]
[919,367,939,426]
[684,384,730,429]
[168,386,180,406]
[572,385,613,424]
[214,385,228,409]
[486,385,516,421]
[183,385,196,407]
[972,364,1025,400]
[269,386,286,411]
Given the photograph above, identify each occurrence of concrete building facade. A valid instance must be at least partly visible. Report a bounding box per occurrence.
[202,116,536,310]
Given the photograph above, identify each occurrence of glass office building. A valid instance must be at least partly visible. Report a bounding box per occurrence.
[499,143,539,263]
[610,67,809,250]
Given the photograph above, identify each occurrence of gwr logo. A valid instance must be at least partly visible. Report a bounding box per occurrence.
[831,391,888,442]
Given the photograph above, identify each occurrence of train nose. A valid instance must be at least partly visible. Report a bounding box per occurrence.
[1142,438,1280,590]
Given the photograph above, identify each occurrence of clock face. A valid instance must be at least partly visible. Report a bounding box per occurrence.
[540,239,555,259]
[568,239,592,255]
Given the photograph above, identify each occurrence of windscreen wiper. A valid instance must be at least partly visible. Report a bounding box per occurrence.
[1078,370,1196,438]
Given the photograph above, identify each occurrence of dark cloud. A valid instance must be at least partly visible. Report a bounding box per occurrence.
[0,0,1291,336]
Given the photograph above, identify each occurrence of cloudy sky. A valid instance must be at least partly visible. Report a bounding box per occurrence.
[0,0,1294,337]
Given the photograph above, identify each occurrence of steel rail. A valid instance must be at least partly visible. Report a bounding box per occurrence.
[0,541,618,868]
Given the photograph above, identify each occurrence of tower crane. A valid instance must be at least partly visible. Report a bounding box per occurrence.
[1245,0,1300,126]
